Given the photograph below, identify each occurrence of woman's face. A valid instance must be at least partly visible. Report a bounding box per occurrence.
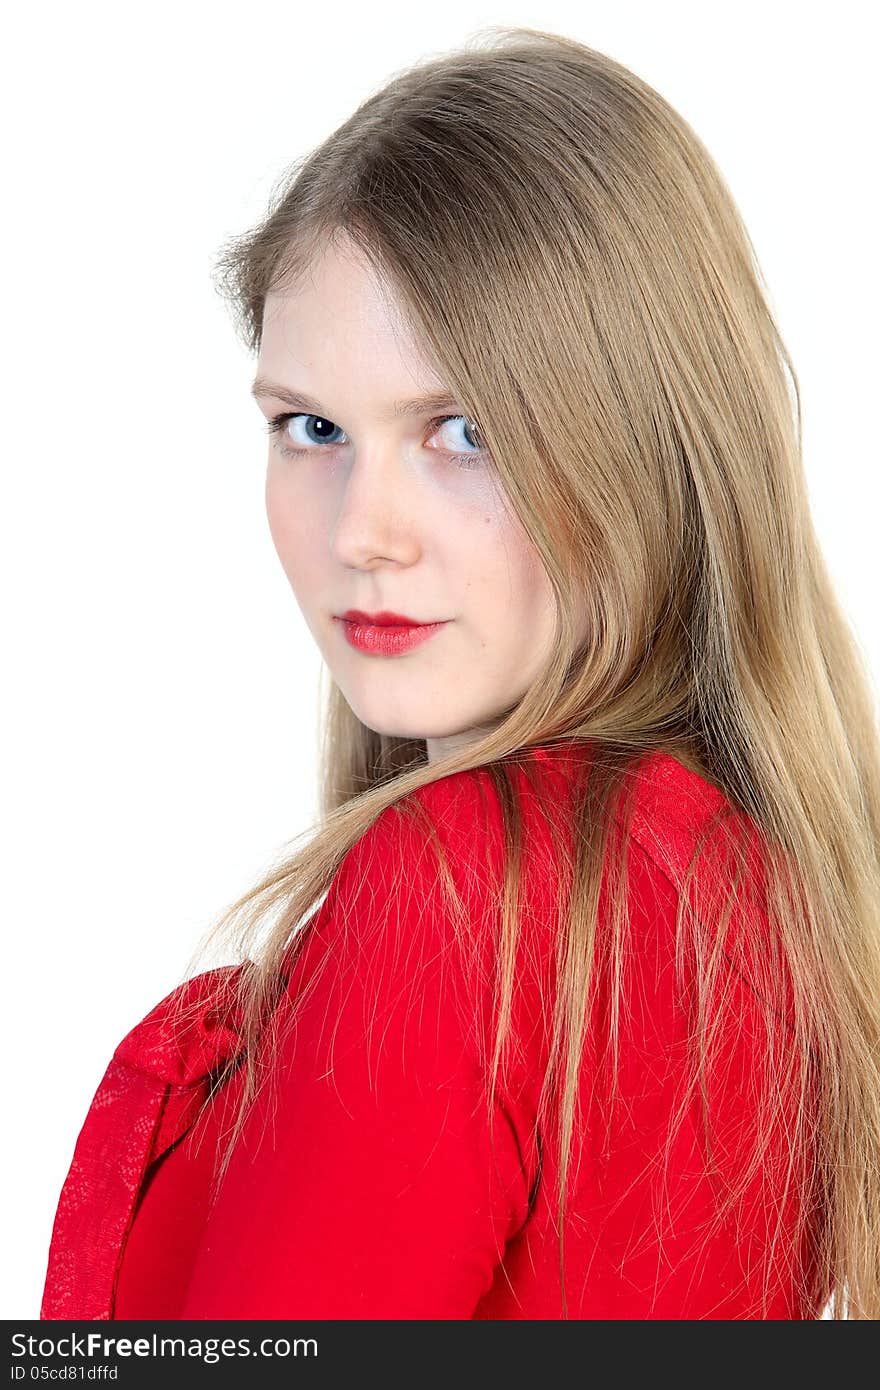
[255,233,572,763]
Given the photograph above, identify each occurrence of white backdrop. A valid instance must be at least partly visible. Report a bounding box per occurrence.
[3,0,875,1319]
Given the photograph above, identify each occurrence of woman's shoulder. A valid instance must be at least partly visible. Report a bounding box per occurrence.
[331,742,594,915]
[336,740,739,884]
[328,742,742,974]
[384,742,778,994]
[381,740,739,885]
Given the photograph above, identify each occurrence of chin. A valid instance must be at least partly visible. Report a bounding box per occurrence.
[350,704,456,744]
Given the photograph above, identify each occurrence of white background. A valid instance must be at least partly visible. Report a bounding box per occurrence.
[3,1,876,1319]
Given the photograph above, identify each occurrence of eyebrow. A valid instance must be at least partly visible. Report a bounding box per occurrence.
[250,377,461,420]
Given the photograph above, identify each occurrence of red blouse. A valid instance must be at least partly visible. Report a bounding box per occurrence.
[40,742,826,1319]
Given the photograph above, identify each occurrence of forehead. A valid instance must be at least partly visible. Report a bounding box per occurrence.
[258,241,449,396]
[264,236,403,335]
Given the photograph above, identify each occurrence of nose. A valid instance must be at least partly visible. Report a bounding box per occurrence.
[330,445,423,570]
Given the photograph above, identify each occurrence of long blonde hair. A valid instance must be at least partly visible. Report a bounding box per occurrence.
[179,25,880,1317]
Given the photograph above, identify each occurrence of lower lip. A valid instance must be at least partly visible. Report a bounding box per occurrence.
[335,618,448,656]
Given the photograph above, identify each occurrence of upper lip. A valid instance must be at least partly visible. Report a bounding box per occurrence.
[337,609,444,627]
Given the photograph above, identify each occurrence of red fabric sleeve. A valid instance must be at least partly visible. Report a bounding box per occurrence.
[177,782,536,1319]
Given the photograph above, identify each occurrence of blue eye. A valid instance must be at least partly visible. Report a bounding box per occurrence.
[264,412,488,471]
[435,415,485,456]
[266,413,346,451]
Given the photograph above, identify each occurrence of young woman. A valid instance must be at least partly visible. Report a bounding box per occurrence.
[40,26,880,1320]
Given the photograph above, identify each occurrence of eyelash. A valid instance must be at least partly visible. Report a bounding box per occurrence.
[264,412,488,471]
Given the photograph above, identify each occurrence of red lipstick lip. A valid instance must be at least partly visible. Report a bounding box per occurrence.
[336,614,448,657]
[337,609,445,628]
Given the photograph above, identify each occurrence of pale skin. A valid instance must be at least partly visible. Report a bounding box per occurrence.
[253,232,583,765]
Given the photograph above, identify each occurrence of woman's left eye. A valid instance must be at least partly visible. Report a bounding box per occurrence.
[264,412,488,470]
[431,414,486,462]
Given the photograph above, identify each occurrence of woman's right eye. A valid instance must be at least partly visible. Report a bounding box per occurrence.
[265,412,346,457]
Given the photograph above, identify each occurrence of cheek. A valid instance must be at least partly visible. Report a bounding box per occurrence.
[462,528,556,661]
[265,463,321,591]
[514,563,556,637]
[497,519,556,618]
[265,466,291,555]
